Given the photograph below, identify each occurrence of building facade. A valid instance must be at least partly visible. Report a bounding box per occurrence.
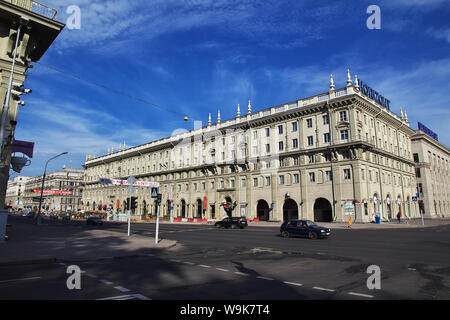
[83,71,418,223]
[412,130,449,218]
[0,0,64,207]
[5,175,30,208]
[22,168,84,213]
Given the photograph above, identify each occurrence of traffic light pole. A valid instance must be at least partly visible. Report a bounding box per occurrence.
[127,194,131,236]
[155,200,160,244]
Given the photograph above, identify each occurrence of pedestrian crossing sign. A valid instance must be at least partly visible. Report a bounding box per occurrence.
[151,188,158,199]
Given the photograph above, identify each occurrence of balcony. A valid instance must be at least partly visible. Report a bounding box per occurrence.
[4,0,58,19]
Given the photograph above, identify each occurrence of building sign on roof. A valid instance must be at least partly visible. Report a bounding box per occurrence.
[357,79,391,110]
[418,122,439,141]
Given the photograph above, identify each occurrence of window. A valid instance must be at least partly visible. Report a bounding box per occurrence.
[344,169,351,180]
[265,176,271,186]
[293,139,298,149]
[242,179,246,187]
[324,133,331,143]
[278,125,283,134]
[230,179,235,188]
[309,172,315,182]
[292,122,298,132]
[293,174,300,184]
[306,118,313,128]
[326,171,333,181]
[308,155,315,164]
[279,141,284,151]
[294,157,300,166]
[340,111,348,122]
[416,168,421,178]
[307,136,314,146]
[279,175,285,185]
[413,153,419,163]
[252,146,258,155]
[253,178,258,187]
[323,114,329,125]
[266,144,270,153]
[361,169,365,180]
[341,129,349,141]
[265,128,270,137]
[253,131,258,139]
[211,181,215,189]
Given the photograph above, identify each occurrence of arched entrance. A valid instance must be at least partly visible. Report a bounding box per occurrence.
[181,200,186,218]
[196,199,203,218]
[283,199,298,221]
[313,198,333,222]
[257,200,270,221]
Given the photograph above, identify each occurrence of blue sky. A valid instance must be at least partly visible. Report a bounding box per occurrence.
[12,0,450,178]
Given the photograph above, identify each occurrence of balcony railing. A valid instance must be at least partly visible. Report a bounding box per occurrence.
[4,0,58,20]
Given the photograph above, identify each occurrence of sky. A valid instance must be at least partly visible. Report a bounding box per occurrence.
[11,0,450,178]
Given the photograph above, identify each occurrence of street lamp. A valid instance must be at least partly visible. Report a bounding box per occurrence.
[36,152,68,225]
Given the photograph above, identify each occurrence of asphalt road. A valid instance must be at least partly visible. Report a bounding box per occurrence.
[1,220,449,300]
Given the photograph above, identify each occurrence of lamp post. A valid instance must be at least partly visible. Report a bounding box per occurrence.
[36,152,68,225]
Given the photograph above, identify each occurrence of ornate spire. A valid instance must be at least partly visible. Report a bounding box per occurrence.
[404,110,408,122]
[237,103,241,117]
[400,107,404,119]
[248,100,252,114]
[218,110,221,123]
[346,69,352,87]
[119,143,122,151]
[208,113,212,126]
[354,74,359,89]
[330,74,335,90]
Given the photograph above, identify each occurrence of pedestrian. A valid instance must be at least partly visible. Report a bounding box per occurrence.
[348,215,352,228]
[397,212,401,223]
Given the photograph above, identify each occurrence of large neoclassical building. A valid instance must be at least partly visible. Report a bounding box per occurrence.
[83,71,419,223]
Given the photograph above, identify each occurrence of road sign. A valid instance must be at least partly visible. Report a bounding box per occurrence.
[412,196,418,202]
[127,176,136,185]
[127,186,135,194]
[151,188,158,199]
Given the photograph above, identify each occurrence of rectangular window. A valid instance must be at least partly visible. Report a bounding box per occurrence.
[309,172,315,182]
[279,141,284,151]
[340,111,348,122]
[279,175,285,185]
[326,171,333,181]
[253,178,258,187]
[292,122,298,132]
[307,136,314,146]
[293,139,298,149]
[278,125,283,134]
[307,118,313,128]
[265,128,270,137]
[416,168,421,178]
[341,130,349,141]
[266,144,270,153]
[344,169,351,180]
[309,155,315,164]
[265,176,271,186]
[294,157,300,166]
[323,114,330,125]
[413,153,419,163]
[324,133,331,143]
[293,174,300,184]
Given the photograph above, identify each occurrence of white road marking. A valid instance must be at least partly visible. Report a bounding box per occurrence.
[0,277,42,284]
[114,286,131,293]
[99,279,114,285]
[86,274,98,279]
[216,268,229,272]
[183,262,195,265]
[348,292,375,298]
[283,281,304,287]
[198,265,211,268]
[257,276,274,281]
[97,294,151,300]
[312,287,335,292]
[234,272,249,276]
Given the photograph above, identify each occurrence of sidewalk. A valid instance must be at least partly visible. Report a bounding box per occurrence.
[0,216,176,266]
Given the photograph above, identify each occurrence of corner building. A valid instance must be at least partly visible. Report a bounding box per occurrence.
[83,73,418,223]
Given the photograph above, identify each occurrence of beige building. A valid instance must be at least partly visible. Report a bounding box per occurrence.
[83,71,418,223]
[0,0,64,207]
[5,174,30,208]
[412,130,449,218]
[23,168,84,213]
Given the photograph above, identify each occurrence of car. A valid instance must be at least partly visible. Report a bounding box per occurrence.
[26,211,36,218]
[86,217,103,226]
[214,217,248,229]
[280,219,331,239]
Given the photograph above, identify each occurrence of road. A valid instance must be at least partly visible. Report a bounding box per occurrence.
[1,220,449,301]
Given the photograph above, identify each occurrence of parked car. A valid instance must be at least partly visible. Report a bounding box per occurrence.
[280,220,331,239]
[87,217,103,226]
[215,217,248,229]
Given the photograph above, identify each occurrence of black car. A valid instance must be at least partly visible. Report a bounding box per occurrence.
[280,219,331,239]
[86,217,103,226]
[215,217,248,229]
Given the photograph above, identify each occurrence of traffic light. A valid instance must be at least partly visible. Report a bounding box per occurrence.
[131,197,138,210]
[126,198,131,210]
[157,193,162,205]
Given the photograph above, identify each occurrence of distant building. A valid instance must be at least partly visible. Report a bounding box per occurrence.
[83,71,419,223]
[412,130,449,218]
[22,168,84,213]
[5,175,31,208]
[0,0,65,208]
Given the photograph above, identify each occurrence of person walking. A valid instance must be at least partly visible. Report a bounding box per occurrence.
[397,211,401,223]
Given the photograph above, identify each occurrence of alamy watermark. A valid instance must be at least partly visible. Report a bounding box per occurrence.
[66,265,81,290]
[366,5,381,30]
[366,265,381,290]
[66,5,81,30]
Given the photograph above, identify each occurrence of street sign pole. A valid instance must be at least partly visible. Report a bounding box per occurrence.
[155,201,160,244]
[127,176,136,237]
